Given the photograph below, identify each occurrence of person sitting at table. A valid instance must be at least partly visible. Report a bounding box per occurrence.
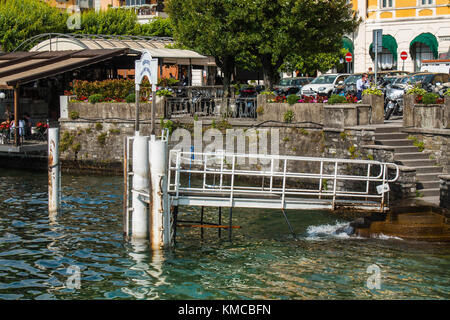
[23,113,32,138]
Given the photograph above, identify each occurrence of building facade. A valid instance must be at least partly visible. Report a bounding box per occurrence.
[350,0,450,73]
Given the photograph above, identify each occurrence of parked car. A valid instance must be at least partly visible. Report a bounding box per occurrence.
[301,74,349,97]
[332,73,362,96]
[274,77,313,96]
[408,72,450,92]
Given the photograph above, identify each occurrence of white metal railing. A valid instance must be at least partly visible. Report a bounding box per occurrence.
[167,150,400,210]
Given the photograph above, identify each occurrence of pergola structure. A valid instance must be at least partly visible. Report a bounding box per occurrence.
[0,48,130,146]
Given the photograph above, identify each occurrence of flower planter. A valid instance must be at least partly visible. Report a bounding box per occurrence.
[403,94,416,127]
[362,94,384,124]
[323,104,371,128]
[412,103,447,129]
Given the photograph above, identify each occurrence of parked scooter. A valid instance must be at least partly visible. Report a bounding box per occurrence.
[384,85,404,120]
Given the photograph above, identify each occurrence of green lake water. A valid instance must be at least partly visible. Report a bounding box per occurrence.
[0,168,449,299]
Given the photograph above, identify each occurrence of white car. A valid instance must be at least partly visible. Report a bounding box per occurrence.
[301,74,349,97]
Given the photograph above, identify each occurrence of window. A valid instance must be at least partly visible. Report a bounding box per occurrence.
[381,0,393,8]
[420,0,433,5]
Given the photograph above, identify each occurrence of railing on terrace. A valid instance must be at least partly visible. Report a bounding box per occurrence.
[168,150,400,211]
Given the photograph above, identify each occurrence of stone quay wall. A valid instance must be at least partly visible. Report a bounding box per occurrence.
[59,98,416,200]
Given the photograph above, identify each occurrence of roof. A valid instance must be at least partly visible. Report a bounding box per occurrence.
[0,49,129,89]
[30,36,216,66]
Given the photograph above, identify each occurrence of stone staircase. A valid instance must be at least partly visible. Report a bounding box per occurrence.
[374,126,443,199]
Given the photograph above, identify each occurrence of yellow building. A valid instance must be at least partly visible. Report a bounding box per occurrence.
[348,0,450,72]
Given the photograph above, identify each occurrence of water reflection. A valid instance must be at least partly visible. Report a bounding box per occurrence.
[0,168,449,299]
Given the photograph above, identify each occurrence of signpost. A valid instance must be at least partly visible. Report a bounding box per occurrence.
[345,52,352,73]
[135,50,158,135]
[373,29,382,86]
[400,51,408,71]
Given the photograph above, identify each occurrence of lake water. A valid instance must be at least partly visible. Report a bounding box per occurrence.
[0,168,449,299]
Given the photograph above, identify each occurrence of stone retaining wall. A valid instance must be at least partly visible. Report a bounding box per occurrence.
[439,175,450,209]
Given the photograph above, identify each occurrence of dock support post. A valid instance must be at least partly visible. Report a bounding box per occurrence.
[173,206,179,245]
[200,206,204,239]
[48,127,61,214]
[218,207,222,239]
[228,207,233,241]
[131,135,150,239]
[149,135,169,249]
[281,209,297,240]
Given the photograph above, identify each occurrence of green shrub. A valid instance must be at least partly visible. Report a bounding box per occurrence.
[125,93,136,103]
[156,89,173,97]
[88,94,103,104]
[69,111,79,120]
[95,122,103,131]
[283,109,294,123]
[327,94,347,104]
[97,132,107,146]
[406,84,427,96]
[287,94,299,105]
[421,92,439,105]
[444,88,450,96]
[362,86,382,96]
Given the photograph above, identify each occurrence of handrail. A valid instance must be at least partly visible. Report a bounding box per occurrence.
[167,150,399,210]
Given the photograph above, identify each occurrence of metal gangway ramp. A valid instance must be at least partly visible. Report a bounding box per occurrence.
[168,150,400,212]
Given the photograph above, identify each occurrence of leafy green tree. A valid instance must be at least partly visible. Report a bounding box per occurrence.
[140,17,174,37]
[241,0,360,90]
[283,49,348,76]
[0,0,68,52]
[167,0,249,97]
[76,8,141,36]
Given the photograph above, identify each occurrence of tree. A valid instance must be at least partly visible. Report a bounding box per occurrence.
[0,0,68,52]
[167,0,248,97]
[283,49,348,76]
[140,17,174,37]
[76,8,141,36]
[241,0,360,90]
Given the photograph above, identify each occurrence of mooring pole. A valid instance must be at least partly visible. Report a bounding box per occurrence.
[149,135,169,250]
[48,127,61,214]
[151,91,156,135]
[200,206,204,239]
[228,207,233,241]
[135,87,140,133]
[131,135,149,239]
[173,206,179,245]
[218,207,222,239]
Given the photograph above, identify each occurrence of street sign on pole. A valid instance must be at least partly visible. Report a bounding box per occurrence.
[373,29,382,86]
[400,51,407,71]
[345,52,352,63]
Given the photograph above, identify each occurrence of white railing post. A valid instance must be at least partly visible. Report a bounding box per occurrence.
[229,155,236,207]
[281,158,287,209]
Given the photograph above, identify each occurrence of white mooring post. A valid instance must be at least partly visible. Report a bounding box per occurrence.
[48,127,61,214]
[131,135,150,239]
[149,135,169,249]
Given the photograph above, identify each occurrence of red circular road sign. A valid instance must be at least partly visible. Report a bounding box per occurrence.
[345,52,352,63]
[400,51,408,60]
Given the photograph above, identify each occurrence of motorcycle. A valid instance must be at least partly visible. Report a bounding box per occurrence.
[384,84,404,120]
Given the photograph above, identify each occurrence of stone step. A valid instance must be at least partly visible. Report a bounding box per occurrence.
[395,213,444,225]
[416,181,441,190]
[376,139,414,147]
[417,172,441,182]
[393,145,420,153]
[374,133,408,140]
[394,152,432,160]
[414,166,443,174]
[399,159,437,167]
[416,188,441,197]
[375,126,402,134]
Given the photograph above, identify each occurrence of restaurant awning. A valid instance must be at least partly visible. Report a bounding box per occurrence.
[369,34,398,61]
[342,37,354,55]
[0,48,129,89]
[30,36,216,66]
[410,32,439,59]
